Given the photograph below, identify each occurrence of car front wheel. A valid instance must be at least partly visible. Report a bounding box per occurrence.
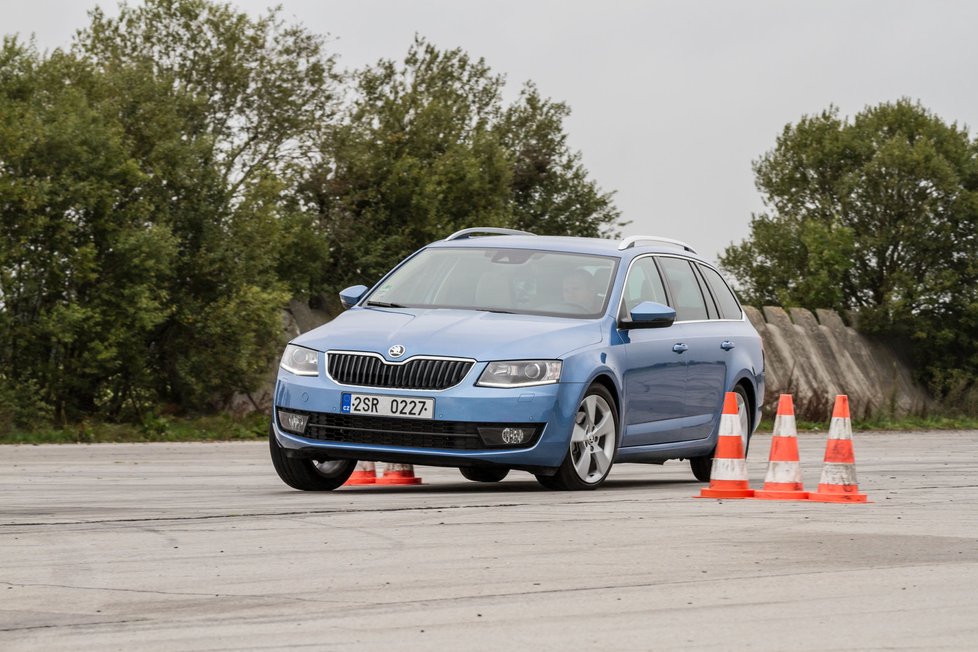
[269,423,356,490]
[536,384,618,490]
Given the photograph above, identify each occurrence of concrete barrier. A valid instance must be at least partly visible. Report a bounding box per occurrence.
[747,306,928,418]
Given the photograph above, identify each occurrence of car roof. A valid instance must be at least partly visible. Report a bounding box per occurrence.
[425,234,712,264]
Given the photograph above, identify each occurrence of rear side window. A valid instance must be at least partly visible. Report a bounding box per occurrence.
[698,265,743,320]
[658,257,709,321]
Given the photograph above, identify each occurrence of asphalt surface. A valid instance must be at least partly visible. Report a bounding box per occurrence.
[2,430,978,651]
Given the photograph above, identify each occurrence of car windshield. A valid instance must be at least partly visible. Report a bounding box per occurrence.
[364,247,619,318]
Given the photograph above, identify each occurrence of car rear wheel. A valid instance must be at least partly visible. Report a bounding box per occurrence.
[269,423,356,490]
[459,467,510,483]
[690,385,751,482]
[535,384,618,490]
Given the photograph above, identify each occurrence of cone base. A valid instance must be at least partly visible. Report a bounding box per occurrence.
[754,489,809,500]
[344,479,376,486]
[376,475,422,485]
[807,491,867,503]
[696,488,754,499]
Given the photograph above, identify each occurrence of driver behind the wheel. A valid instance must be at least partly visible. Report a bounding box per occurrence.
[562,269,599,313]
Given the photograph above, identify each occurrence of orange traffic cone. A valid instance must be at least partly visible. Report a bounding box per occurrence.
[754,394,809,500]
[376,463,423,485]
[344,461,377,486]
[696,392,754,499]
[808,395,868,503]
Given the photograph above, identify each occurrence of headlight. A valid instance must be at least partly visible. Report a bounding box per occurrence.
[280,344,319,376]
[476,360,562,387]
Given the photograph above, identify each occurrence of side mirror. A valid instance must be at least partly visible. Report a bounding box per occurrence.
[339,285,368,310]
[620,301,676,329]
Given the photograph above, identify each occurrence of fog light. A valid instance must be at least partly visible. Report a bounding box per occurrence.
[477,425,536,447]
[501,427,526,444]
[278,410,309,435]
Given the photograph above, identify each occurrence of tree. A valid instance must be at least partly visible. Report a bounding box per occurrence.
[78,0,337,195]
[497,83,623,238]
[73,0,339,411]
[0,39,177,422]
[720,100,978,391]
[1,0,340,423]
[302,37,624,298]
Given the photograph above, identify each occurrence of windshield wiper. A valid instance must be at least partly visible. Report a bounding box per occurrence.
[477,308,516,314]
[366,301,406,308]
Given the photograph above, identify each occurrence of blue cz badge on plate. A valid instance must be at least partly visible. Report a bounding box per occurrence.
[341,393,352,413]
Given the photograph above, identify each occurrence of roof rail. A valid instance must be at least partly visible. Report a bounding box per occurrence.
[618,235,698,254]
[445,227,536,241]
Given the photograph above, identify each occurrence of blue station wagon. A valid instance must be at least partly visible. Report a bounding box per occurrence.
[270,228,764,490]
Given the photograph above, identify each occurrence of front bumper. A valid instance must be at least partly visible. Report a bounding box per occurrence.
[272,368,584,470]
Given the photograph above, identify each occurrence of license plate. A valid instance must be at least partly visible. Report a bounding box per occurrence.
[341,393,434,419]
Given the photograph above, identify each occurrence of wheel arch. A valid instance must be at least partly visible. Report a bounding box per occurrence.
[588,373,621,425]
[734,375,757,432]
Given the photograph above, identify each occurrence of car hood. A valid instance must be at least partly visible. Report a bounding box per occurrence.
[293,307,604,361]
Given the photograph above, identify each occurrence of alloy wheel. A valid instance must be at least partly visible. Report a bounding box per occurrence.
[570,394,616,484]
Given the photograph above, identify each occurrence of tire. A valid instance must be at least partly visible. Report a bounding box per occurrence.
[689,453,712,482]
[459,467,510,483]
[533,473,563,490]
[690,384,752,482]
[535,383,618,490]
[269,423,356,491]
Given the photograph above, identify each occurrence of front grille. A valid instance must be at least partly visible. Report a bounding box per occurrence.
[327,352,473,390]
[278,409,539,450]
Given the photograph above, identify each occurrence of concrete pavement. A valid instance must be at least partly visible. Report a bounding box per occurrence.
[2,430,978,650]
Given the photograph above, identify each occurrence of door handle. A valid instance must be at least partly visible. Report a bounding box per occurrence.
[721,340,735,351]
[672,343,688,354]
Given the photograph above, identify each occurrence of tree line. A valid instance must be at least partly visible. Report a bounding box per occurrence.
[3,1,975,430]
[0,0,625,427]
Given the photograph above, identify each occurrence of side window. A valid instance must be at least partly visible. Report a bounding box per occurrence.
[620,257,668,318]
[698,265,743,320]
[658,257,709,321]
[693,266,720,320]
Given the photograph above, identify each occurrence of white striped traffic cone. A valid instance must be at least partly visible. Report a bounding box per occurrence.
[754,394,809,500]
[808,395,868,503]
[344,461,377,486]
[696,392,754,499]
[377,463,422,485]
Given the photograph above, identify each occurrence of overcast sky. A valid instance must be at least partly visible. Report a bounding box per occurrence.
[5,0,978,263]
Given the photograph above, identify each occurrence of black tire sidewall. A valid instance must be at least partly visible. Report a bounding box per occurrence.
[268,422,356,491]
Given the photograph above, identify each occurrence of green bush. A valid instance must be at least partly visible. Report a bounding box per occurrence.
[0,377,54,432]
